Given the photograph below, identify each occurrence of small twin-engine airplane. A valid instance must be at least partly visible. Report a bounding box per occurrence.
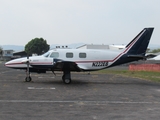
[5,28,154,84]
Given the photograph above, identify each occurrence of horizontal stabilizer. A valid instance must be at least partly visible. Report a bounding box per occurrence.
[127,55,146,59]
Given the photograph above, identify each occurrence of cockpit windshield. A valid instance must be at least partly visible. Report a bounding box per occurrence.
[42,51,50,57]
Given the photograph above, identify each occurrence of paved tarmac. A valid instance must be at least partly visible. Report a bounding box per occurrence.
[1,62,160,120]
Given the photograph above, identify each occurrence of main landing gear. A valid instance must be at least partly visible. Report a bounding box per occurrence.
[62,70,71,84]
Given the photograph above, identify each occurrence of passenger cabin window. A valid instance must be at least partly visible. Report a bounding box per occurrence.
[50,52,59,58]
[66,52,73,58]
[79,53,86,58]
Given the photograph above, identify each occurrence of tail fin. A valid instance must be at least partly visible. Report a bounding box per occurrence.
[125,28,154,55]
[109,28,154,67]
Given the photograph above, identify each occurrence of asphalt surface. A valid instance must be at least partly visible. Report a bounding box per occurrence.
[1,62,160,120]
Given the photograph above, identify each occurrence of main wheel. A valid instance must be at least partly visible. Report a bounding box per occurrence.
[25,76,32,82]
[63,78,71,84]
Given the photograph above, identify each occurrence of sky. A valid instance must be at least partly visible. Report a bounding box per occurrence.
[0,0,160,46]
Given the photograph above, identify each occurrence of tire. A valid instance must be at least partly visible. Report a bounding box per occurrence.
[63,79,71,84]
[25,76,32,82]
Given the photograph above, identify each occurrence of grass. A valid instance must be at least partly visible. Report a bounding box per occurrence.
[93,69,160,82]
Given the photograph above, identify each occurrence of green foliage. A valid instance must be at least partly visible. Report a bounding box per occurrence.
[150,48,160,53]
[94,69,160,82]
[25,38,50,55]
[0,46,3,56]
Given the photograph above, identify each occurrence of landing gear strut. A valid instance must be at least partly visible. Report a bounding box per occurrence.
[62,70,71,84]
[25,56,32,82]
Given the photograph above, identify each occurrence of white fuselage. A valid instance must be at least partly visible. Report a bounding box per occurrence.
[5,48,123,71]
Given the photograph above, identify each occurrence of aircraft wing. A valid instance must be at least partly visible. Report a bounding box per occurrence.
[53,59,83,72]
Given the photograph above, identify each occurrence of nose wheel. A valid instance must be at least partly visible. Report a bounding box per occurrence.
[25,76,32,82]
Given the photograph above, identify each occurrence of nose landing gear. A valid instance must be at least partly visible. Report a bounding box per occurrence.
[25,56,32,82]
[25,76,32,82]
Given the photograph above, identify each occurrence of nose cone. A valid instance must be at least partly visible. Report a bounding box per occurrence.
[5,57,27,68]
[5,59,18,68]
[5,61,9,66]
[5,60,14,67]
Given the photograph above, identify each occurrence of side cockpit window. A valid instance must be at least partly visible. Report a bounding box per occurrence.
[79,53,86,58]
[50,52,59,58]
[42,52,50,57]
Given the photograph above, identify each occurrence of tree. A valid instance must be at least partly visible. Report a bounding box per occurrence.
[25,38,50,55]
[150,48,160,53]
[0,46,3,58]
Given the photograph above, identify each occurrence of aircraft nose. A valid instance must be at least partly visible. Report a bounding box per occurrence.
[4,57,28,68]
[5,61,9,66]
[5,59,21,68]
[5,61,13,67]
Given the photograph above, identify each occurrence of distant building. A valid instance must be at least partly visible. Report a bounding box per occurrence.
[3,50,14,57]
[109,44,126,50]
[2,50,14,60]
[76,44,126,50]
[1,50,27,60]
[54,46,70,49]
[12,51,27,59]
[77,44,109,49]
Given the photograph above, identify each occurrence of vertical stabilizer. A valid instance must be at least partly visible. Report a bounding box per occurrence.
[125,28,154,55]
[110,28,154,67]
